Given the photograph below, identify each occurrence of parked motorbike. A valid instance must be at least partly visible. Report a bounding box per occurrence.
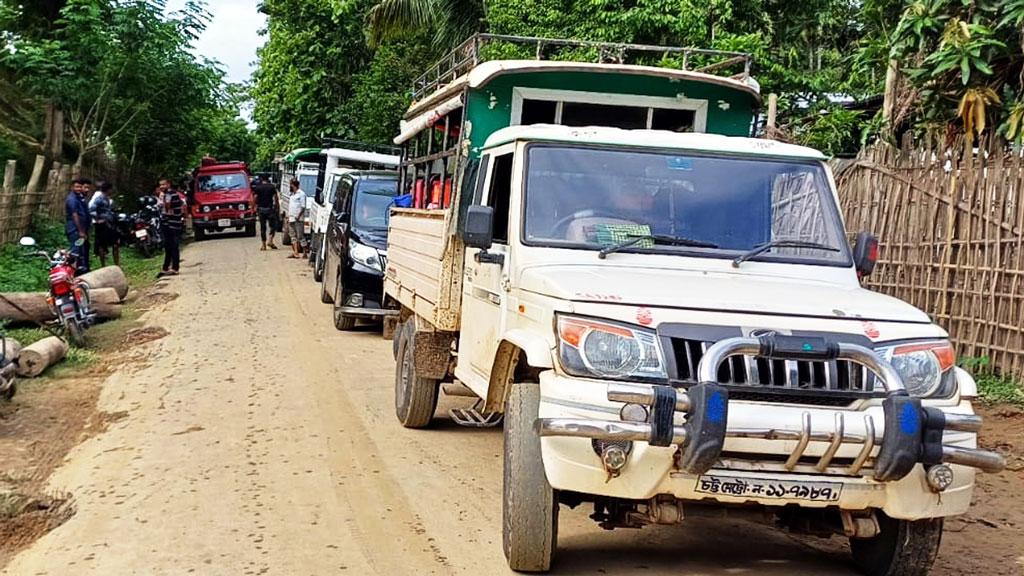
[20,237,94,347]
[131,196,163,258]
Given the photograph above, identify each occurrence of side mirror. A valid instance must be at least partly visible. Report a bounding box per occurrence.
[852,231,878,277]
[463,205,494,249]
[19,236,36,247]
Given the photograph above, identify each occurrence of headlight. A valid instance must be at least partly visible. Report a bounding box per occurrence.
[202,205,211,213]
[881,341,956,397]
[238,203,246,210]
[350,241,382,272]
[557,315,666,380]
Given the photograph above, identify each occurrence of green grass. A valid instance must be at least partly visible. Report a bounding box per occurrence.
[959,356,1024,407]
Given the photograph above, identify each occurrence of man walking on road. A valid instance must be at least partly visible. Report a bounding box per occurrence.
[253,175,279,251]
[160,180,186,276]
[286,178,306,259]
[64,178,92,274]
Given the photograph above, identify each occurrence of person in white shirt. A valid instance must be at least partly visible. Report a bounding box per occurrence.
[286,178,306,259]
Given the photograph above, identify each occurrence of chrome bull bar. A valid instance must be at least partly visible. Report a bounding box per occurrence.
[537,336,1007,479]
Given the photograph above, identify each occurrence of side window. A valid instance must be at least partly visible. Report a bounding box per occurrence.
[334,178,353,215]
[486,153,514,244]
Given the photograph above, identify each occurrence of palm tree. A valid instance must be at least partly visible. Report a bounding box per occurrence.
[367,0,484,49]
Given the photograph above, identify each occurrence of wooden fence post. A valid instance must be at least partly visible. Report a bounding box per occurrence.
[3,160,15,194]
[26,155,45,193]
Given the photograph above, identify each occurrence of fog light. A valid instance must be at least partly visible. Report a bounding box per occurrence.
[345,293,364,307]
[620,403,649,423]
[601,444,628,475]
[926,464,954,492]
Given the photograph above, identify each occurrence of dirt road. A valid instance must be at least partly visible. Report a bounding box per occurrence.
[1,238,1017,575]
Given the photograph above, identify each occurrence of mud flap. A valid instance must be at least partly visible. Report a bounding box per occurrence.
[678,383,729,475]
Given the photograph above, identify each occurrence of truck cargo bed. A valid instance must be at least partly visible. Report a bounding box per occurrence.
[385,208,464,332]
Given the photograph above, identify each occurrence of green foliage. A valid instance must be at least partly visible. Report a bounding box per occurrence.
[0,219,65,293]
[958,356,1024,407]
[0,0,251,188]
[791,107,865,156]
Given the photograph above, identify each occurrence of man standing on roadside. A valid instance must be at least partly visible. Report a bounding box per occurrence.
[64,178,92,274]
[159,180,186,276]
[286,178,306,259]
[252,175,279,251]
[90,181,120,267]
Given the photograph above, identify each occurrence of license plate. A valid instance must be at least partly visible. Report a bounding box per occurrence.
[695,474,842,502]
[135,230,148,239]
[217,218,231,227]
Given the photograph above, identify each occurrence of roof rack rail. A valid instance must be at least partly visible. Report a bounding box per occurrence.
[411,33,753,101]
[320,137,401,156]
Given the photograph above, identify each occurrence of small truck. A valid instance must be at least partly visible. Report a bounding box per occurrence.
[384,35,1005,575]
[190,157,256,239]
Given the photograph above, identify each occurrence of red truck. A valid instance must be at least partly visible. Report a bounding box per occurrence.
[190,157,257,240]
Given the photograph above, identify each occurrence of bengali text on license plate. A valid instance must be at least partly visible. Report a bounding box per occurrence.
[134,230,147,238]
[217,218,232,227]
[696,475,842,502]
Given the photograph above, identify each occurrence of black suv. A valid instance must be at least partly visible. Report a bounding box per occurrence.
[320,171,400,330]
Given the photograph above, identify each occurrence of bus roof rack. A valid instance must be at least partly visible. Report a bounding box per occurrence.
[412,33,754,101]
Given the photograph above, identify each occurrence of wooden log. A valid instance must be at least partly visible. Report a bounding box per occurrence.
[16,336,67,377]
[0,338,22,362]
[0,288,121,322]
[2,160,15,194]
[78,266,128,300]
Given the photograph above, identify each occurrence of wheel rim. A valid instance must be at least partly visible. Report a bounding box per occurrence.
[397,338,411,413]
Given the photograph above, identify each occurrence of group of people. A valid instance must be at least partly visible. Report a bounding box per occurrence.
[63,177,186,276]
[252,175,307,259]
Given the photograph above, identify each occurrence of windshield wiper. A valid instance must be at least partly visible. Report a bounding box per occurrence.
[732,240,840,267]
[598,234,718,259]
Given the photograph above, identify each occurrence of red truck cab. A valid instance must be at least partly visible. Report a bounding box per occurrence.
[190,157,257,240]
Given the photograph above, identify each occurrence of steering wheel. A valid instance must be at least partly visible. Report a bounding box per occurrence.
[551,210,629,238]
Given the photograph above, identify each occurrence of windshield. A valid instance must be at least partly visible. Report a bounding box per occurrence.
[353,179,398,230]
[524,145,849,265]
[299,174,318,197]
[198,172,247,192]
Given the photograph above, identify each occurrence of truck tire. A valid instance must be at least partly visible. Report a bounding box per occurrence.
[307,234,317,265]
[320,252,334,304]
[313,236,325,282]
[194,227,205,241]
[850,513,943,576]
[503,382,558,572]
[394,321,439,428]
[245,222,256,237]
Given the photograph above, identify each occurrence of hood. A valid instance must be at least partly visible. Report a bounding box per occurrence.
[352,227,388,250]
[519,264,930,323]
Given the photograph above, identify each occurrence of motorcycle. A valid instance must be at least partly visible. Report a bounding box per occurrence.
[130,196,163,258]
[20,237,94,347]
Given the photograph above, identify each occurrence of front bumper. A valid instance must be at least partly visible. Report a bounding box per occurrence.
[536,336,1005,520]
[193,215,255,230]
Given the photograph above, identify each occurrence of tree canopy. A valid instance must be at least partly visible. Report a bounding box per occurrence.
[0,0,253,190]
[250,0,1024,160]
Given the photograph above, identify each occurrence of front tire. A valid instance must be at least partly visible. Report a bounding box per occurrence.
[393,320,439,428]
[194,228,205,241]
[66,318,87,348]
[138,240,152,258]
[850,513,943,576]
[503,382,558,572]
[332,272,357,331]
[245,222,256,237]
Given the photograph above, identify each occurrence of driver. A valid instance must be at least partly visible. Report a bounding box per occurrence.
[564,185,652,243]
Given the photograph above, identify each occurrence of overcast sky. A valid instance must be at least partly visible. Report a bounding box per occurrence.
[165,0,267,86]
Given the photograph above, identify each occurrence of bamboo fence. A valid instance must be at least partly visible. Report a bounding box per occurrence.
[837,136,1024,378]
[0,156,72,245]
